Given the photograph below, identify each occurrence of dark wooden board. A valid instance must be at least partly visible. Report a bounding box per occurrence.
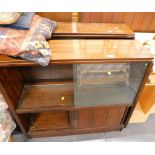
[71,106,127,129]
[28,124,123,138]
[30,112,70,131]
[17,83,74,113]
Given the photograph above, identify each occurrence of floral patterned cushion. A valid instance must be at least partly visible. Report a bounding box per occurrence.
[0,15,57,66]
[0,110,16,142]
[0,12,21,24]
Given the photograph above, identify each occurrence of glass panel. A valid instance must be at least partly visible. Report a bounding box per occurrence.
[73,62,148,107]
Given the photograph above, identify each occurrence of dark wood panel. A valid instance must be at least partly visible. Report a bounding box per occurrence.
[19,64,73,83]
[30,112,70,131]
[71,106,127,129]
[80,12,155,32]
[37,12,72,22]
[28,124,123,138]
[17,82,74,113]
[0,68,23,109]
[0,68,28,134]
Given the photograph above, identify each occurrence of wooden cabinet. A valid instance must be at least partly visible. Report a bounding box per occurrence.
[0,39,153,138]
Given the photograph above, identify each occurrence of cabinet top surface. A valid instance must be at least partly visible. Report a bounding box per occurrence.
[49,39,153,62]
[54,22,134,36]
[0,39,153,67]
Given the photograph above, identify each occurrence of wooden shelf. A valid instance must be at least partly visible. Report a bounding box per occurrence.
[17,83,74,113]
[53,22,135,39]
[29,112,70,132]
[28,115,123,137]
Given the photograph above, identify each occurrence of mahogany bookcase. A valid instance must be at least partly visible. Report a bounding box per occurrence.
[0,39,153,138]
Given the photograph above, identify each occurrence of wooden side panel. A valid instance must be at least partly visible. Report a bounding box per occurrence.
[0,68,23,109]
[0,68,28,134]
[37,12,72,22]
[80,12,155,32]
[71,106,127,129]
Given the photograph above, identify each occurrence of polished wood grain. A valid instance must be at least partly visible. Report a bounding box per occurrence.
[28,124,123,138]
[80,12,155,32]
[30,112,70,131]
[71,106,127,129]
[53,22,135,39]
[49,40,153,63]
[0,40,153,67]
[0,37,153,138]
[17,83,73,113]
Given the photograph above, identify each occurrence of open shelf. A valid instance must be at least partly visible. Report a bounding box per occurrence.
[27,111,123,137]
[17,83,74,113]
[29,111,70,133]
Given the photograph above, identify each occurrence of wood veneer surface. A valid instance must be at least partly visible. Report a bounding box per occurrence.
[49,40,153,62]
[17,83,73,113]
[30,112,70,131]
[53,22,134,38]
[0,40,153,67]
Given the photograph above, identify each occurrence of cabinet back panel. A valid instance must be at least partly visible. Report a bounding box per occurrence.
[19,64,73,83]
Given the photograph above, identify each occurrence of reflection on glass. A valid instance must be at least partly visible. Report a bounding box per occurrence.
[73,62,148,107]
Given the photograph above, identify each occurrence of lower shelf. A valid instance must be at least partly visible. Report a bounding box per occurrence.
[28,125,123,138]
[27,111,124,138]
[29,112,70,131]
